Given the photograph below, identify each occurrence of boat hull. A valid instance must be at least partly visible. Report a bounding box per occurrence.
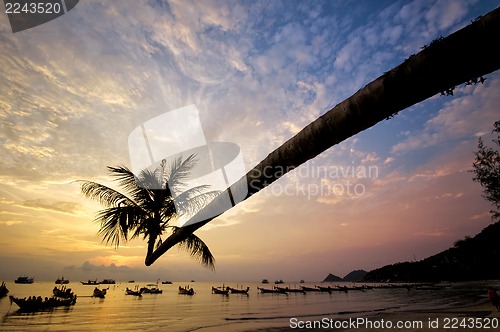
[14,276,34,284]
[227,287,249,294]
[212,287,229,295]
[178,286,194,295]
[257,287,287,294]
[9,295,76,312]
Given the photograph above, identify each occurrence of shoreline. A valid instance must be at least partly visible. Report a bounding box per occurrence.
[248,299,500,332]
[346,299,500,332]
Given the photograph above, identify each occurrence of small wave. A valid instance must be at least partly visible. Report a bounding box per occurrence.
[225,306,403,321]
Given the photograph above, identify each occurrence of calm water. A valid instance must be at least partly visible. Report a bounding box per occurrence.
[0,280,496,331]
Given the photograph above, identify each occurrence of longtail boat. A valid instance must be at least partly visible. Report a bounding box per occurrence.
[178,286,194,295]
[9,295,76,312]
[81,279,99,285]
[257,287,287,294]
[125,287,142,296]
[275,286,305,294]
[211,286,229,295]
[227,286,250,294]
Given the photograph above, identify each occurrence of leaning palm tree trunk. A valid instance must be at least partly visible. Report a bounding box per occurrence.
[146,7,500,266]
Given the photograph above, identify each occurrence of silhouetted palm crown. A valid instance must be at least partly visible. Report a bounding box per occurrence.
[79,155,218,269]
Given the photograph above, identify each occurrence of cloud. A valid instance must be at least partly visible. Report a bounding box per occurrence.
[384,157,395,165]
[0,220,24,226]
[425,0,473,31]
[18,199,83,215]
[1,1,498,280]
[392,75,500,154]
[414,229,447,237]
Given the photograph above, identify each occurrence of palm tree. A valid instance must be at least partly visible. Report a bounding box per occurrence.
[144,7,500,266]
[79,155,219,269]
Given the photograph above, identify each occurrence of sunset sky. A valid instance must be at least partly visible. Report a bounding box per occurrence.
[1,0,499,283]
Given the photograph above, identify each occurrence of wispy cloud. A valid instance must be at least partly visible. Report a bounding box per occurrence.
[0,0,498,280]
[392,76,500,154]
[18,199,83,215]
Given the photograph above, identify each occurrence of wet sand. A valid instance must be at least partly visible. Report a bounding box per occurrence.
[250,299,500,331]
[350,300,500,332]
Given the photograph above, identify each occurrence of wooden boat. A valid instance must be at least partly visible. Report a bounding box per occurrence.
[0,282,9,297]
[257,287,287,294]
[274,279,284,284]
[261,279,269,284]
[92,287,107,298]
[53,286,75,299]
[227,286,250,294]
[55,276,69,284]
[14,276,34,284]
[162,280,173,284]
[100,278,116,284]
[125,287,142,296]
[275,286,305,293]
[81,279,99,285]
[315,285,334,293]
[140,284,163,294]
[329,285,365,292]
[300,286,320,292]
[212,286,229,295]
[9,295,76,312]
[332,285,349,292]
[178,286,194,295]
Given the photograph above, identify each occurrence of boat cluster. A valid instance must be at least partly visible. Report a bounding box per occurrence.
[81,278,116,285]
[255,282,451,294]
[211,285,250,295]
[125,283,164,296]
[4,278,450,312]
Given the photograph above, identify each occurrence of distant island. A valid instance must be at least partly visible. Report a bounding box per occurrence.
[363,221,500,282]
[343,270,368,282]
[322,270,368,282]
[322,273,343,282]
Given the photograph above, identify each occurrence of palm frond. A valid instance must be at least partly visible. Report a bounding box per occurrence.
[107,166,139,189]
[172,226,215,270]
[78,180,140,208]
[174,189,221,218]
[166,154,198,191]
[95,206,143,247]
[108,166,156,207]
[136,167,164,190]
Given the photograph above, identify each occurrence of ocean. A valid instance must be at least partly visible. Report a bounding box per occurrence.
[0,280,497,331]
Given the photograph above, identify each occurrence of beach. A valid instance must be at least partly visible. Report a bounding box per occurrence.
[1,281,499,331]
[341,300,500,332]
[251,298,500,331]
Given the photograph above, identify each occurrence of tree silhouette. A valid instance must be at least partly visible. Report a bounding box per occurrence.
[79,155,219,269]
[471,120,500,220]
